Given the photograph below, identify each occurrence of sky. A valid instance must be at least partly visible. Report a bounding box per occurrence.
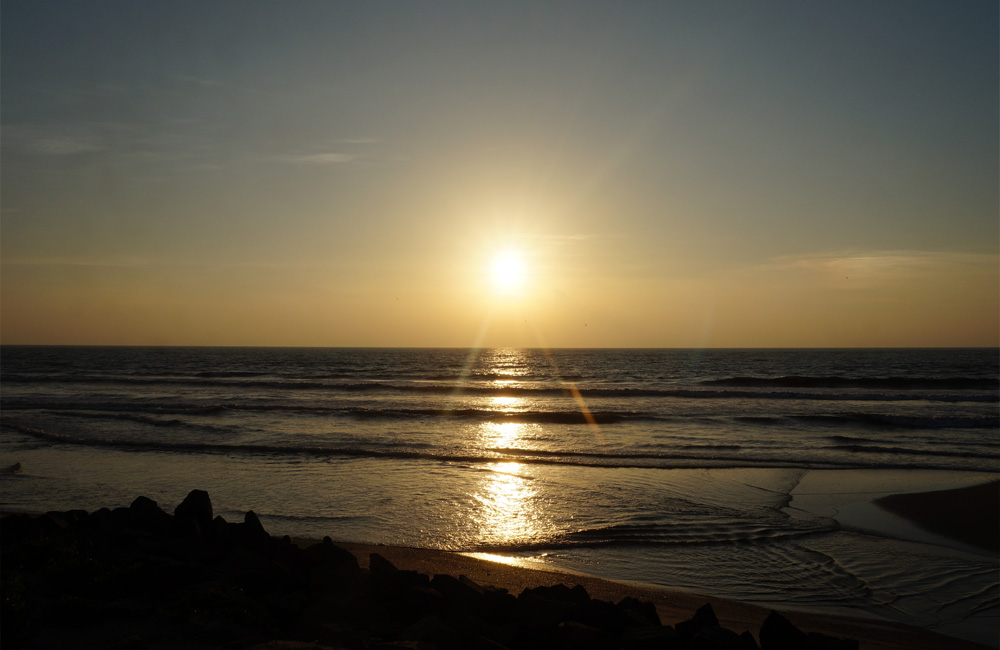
[2,1,997,348]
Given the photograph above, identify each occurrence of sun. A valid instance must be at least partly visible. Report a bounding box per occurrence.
[491,252,526,294]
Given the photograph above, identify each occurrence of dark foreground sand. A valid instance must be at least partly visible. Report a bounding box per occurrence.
[875,480,999,553]
[2,480,996,650]
[325,541,988,650]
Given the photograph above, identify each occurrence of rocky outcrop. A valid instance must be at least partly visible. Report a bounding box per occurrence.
[1,490,859,649]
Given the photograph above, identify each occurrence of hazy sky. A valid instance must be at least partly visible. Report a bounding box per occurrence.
[3,1,997,347]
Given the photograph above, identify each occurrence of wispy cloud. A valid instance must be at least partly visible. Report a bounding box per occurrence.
[3,119,225,173]
[268,152,355,165]
[761,249,998,287]
[4,125,106,156]
[171,74,227,89]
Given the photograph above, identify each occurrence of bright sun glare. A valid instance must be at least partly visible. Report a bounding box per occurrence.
[491,252,525,294]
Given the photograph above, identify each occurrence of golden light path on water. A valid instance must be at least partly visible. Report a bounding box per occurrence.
[450,345,602,558]
[471,460,538,547]
[470,394,550,551]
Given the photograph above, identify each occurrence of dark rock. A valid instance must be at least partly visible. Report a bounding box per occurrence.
[65,509,90,525]
[369,553,429,593]
[41,510,74,532]
[676,602,720,639]
[521,582,590,605]
[618,595,661,626]
[621,624,682,650]
[173,489,213,537]
[691,624,746,649]
[111,506,133,526]
[440,607,498,643]
[401,586,446,618]
[0,493,859,650]
[460,574,487,595]
[303,539,362,594]
[568,598,637,633]
[514,591,576,628]
[432,573,486,612]
[555,620,610,649]
[469,635,513,650]
[305,538,360,570]
[805,631,859,650]
[231,510,271,552]
[398,614,463,649]
[130,496,172,535]
[481,586,517,623]
[0,513,37,542]
[215,545,294,595]
[369,551,399,576]
[106,634,149,650]
[759,611,807,650]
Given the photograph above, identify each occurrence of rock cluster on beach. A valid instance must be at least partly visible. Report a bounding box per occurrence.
[1,490,859,649]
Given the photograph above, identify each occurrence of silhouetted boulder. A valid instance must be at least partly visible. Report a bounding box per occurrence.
[398,613,463,649]
[759,611,807,650]
[805,631,859,650]
[622,624,681,649]
[0,492,861,650]
[230,510,271,552]
[303,537,362,593]
[618,595,662,626]
[555,620,609,649]
[129,496,172,535]
[173,489,213,537]
[677,602,720,639]
[521,582,590,605]
[369,551,400,577]
[569,598,638,633]
[691,624,748,649]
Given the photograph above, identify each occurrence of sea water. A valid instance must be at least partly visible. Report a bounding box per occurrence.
[1,347,997,643]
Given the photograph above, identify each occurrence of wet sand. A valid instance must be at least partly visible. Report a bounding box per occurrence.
[3,477,996,649]
[875,480,999,553]
[316,540,989,650]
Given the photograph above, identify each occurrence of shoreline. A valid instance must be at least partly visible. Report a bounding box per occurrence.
[875,480,999,553]
[310,539,988,650]
[2,474,997,649]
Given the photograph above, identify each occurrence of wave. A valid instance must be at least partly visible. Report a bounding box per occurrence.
[830,444,986,459]
[4,374,996,404]
[556,520,834,548]
[791,414,1000,430]
[6,422,997,473]
[701,375,999,390]
[8,399,994,432]
[466,521,837,553]
[2,401,657,425]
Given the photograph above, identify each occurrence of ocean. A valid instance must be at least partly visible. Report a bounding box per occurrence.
[2,346,998,643]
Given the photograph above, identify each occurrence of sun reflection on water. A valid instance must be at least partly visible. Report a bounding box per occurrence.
[481,421,526,448]
[471,461,545,548]
[490,395,521,411]
[463,351,557,549]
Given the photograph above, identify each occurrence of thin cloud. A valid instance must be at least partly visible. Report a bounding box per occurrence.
[171,74,227,89]
[269,152,355,165]
[7,127,105,156]
[761,250,999,287]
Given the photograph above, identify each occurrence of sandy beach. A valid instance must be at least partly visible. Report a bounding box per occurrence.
[3,477,996,649]
[875,480,999,553]
[327,540,990,650]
